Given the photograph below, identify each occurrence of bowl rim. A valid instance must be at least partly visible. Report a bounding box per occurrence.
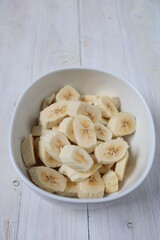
[9,67,156,204]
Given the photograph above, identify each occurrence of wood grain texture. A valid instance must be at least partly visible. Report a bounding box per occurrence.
[1,0,160,239]
[0,0,87,240]
[79,0,160,239]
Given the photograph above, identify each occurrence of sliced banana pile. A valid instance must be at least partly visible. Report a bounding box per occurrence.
[21,85,136,199]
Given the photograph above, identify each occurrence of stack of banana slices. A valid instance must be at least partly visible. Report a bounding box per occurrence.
[21,85,136,199]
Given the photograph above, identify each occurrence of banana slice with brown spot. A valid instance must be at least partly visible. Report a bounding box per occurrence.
[94,96,118,118]
[29,166,67,192]
[102,170,118,193]
[21,134,36,168]
[108,112,136,137]
[77,171,104,199]
[73,114,97,153]
[56,85,80,102]
[95,137,129,164]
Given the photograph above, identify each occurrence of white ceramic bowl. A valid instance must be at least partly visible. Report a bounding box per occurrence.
[9,68,155,204]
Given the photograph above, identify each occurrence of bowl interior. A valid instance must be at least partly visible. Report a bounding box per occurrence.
[10,68,155,203]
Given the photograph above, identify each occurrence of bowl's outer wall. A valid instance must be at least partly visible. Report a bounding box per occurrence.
[9,68,155,204]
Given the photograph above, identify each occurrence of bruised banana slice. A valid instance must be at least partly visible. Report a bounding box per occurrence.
[29,166,66,192]
[77,171,104,199]
[94,96,118,118]
[56,85,80,102]
[41,130,70,161]
[73,114,97,153]
[59,117,77,144]
[59,145,93,172]
[102,170,118,193]
[42,93,55,110]
[40,102,68,129]
[94,122,112,141]
[59,163,102,182]
[38,140,62,168]
[95,137,129,164]
[21,134,36,168]
[115,150,129,181]
[108,112,136,137]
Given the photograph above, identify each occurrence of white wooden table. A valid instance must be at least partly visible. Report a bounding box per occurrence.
[1,0,160,239]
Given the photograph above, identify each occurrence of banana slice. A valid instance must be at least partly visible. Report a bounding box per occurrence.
[94,122,112,141]
[38,140,62,168]
[34,137,39,159]
[32,126,41,137]
[80,95,97,104]
[42,93,55,110]
[59,117,76,143]
[59,163,102,182]
[29,166,67,193]
[40,102,68,129]
[58,178,78,197]
[99,164,113,174]
[21,134,36,168]
[52,125,59,131]
[77,171,104,199]
[111,97,121,111]
[115,150,129,181]
[95,137,129,164]
[94,96,118,118]
[102,170,118,193]
[67,101,101,123]
[108,112,136,137]
[73,115,97,153]
[56,85,80,102]
[100,117,109,126]
[41,130,70,161]
[60,145,93,172]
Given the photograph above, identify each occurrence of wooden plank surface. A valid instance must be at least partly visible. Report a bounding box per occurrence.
[0,0,160,239]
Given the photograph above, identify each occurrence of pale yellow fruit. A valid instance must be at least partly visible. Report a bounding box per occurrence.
[56,85,80,102]
[21,134,36,168]
[73,114,97,153]
[115,150,129,181]
[29,166,67,193]
[77,171,104,199]
[95,137,129,164]
[102,170,118,193]
[40,102,68,129]
[108,112,136,137]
